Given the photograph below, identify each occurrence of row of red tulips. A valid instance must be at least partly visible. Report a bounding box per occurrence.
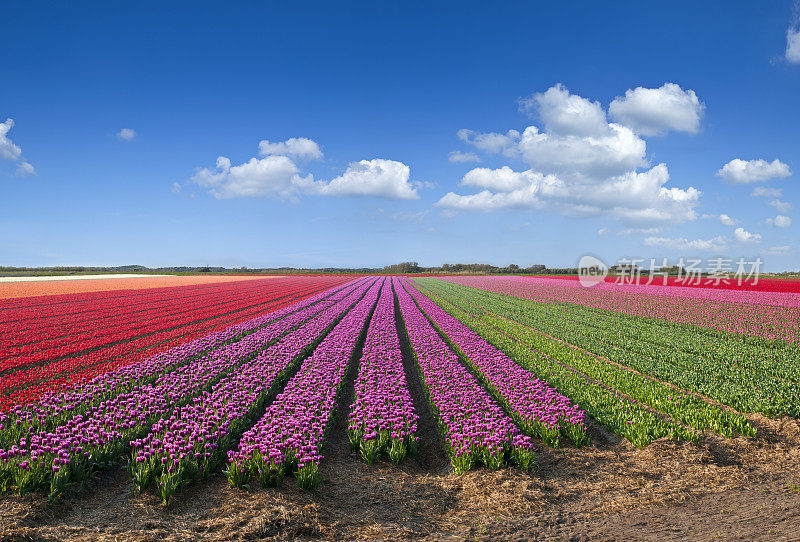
[2,280,324,359]
[0,277,354,411]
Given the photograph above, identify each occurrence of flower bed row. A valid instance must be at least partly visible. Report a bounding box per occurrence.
[401,278,586,447]
[131,278,379,503]
[347,279,418,464]
[412,279,696,447]
[441,275,799,343]
[1,279,335,372]
[393,278,535,473]
[226,278,383,491]
[1,281,317,360]
[0,278,370,501]
[0,279,354,409]
[416,278,762,432]
[0,278,361,445]
[0,281,288,344]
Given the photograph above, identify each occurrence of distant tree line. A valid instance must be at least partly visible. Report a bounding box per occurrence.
[382,261,576,274]
[2,264,797,277]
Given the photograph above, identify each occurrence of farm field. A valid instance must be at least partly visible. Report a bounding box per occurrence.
[1,275,800,540]
[0,274,279,299]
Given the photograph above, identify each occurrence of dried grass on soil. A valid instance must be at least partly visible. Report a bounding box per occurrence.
[2,414,800,541]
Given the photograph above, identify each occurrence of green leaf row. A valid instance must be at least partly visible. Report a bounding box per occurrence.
[420,278,797,419]
[411,280,697,447]
[414,279,756,437]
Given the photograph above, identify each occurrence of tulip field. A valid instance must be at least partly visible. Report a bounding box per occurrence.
[1,273,799,509]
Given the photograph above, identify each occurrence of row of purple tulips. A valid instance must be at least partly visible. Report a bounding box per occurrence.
[226,278,383,490]
[130,277,377,503]
[347,278,419,465]
[402,278,587,447]
[393,278,536,473]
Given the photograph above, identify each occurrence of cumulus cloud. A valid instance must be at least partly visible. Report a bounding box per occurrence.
[258,137,322,161]
[116,128,136,141]
[766,215,792,228]
[460,166,538,192]
[188,138,416,201]
[437,85,701,225]
[609,83,704,136]
[717,158,791,184]
[448,150,481,163]
[0,119,23,161]
[734,227,762,244]
[310,159,418,199]
[752,186,783,198]
[718,214,737,226]
[517,123,646,179]
[190,154,313,200]
[643,235,728,252]
[1,118,35,175]
[788,24,800,63]
[457,128,520,156]
[437,163,699,223]
[520,84,608,137]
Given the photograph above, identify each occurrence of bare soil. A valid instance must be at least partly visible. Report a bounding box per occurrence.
[1,409,799,541]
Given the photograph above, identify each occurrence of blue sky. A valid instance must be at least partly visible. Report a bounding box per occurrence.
[2,1,798,270]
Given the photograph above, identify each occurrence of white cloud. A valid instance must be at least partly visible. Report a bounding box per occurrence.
[752,187,783,198]
[719,213,737,226]
[116,128,136,141]
[643,235,728,252]
[734,227,762,244]
[717,158,791,184]
[258,137,322,161]
[448,150,481,163]
[765,245,791,255]
[310,159,418,199]
[787,25,800,63]
[190,154,313,200]
[1,118,35,174]
[597,228,609,236]
[457,128,520,156]
[609,83,704,136]
[15,161,35,176]
[768,199,793,213]
[189,138,416,201]
[438,85,702,225]
[460,166,537,192]
[766,215,792,228]
[0,118,23,161]
[461,86,651,181]
[641,226,763,252]
[437,163,699,223]
[520,83,608,137]
[517,123,647,179]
